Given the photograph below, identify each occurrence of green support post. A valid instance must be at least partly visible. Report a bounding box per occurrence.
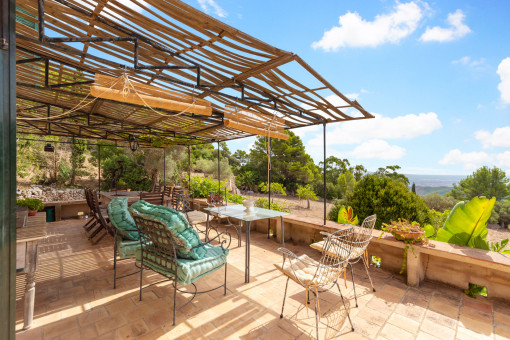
[0,0,17,338]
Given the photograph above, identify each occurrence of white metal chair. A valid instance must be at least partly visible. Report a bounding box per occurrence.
[310,214,377,307]
[275,227,355,339]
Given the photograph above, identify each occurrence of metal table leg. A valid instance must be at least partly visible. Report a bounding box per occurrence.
[245,220,251,283]
[205,212,210,242]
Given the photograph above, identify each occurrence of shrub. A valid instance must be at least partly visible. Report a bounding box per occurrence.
[227,192,247,204]
[489,200,510,227]
[190,176,227,198]
[296,184,318,209]
[422,193,457,212]
[17,198,44,211]
[347,174,430,229]
[255,198,290,212]
[328,198,346,221]
[259,182,286,196]
[428,209,451,234]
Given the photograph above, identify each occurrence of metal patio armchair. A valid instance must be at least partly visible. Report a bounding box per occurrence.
[275,227,355,339]
[310,215,377,307]
[206,188,242,247]
[131,211,230,326]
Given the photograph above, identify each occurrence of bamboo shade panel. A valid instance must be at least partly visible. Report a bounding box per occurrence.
[14,0,374,146]
[224,119,289,140]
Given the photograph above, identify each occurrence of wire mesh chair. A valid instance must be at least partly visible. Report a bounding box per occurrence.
[310,214,377,307]
[275,227,355,339]
[131,211,230,326]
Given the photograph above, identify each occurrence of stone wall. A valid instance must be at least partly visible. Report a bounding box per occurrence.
[17,185,85,202]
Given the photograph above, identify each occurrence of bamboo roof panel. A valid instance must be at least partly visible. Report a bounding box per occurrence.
[15,0,374,146]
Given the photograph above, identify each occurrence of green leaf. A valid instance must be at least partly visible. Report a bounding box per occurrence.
[432,196,496,248]
[424,224,435,238]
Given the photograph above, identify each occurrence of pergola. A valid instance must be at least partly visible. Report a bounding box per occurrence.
[1,1,373,337]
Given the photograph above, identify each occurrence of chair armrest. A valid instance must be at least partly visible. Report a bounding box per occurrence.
[191,231,232,250]
[277,247,319,268]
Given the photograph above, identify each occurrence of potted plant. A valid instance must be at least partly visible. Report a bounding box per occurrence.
[380,219,427,274]
[17,198,45,216]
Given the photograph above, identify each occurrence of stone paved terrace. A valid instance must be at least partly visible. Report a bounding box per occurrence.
[15,219,510,340]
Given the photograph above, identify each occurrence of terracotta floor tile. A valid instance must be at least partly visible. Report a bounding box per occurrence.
[387,312,420,334]
[116,319,150,339]
[380,322,414,340]
[42,317,78,339]
[94,313,127,335]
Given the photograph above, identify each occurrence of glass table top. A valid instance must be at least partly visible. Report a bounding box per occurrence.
[204,204,288,222]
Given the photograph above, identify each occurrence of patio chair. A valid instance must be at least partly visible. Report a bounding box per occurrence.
[108,197,141,289]
[152,184,162,192]
[129,203,230,326]
[83,187,98,234]
[88,189,115,243]
[275,227,355,339]
[310,215,377,307]
[163,184,175,206]
[170,186,184,209]
[206,188,242,247]
[139,191,165,205]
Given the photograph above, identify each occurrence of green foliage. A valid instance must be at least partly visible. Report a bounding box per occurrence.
[255,198,290,212]
[328,199,346,221]
[190,176,227,198]
[17,198,44,211]
[411,182,416,194]
[491,239,509,253]
[465,283,487,298]
[235,170,261,191]
[426,209,451,236]
[259,182,287,196]
[337,171,356,199]
[58,162,71,183]
[101,152,152,191]
[375,165,410,186]
[227,192,247,204]
[296,184,317,209]
[347,174,430,229]
[489,200,510,226]
[69,140,88,185]
[337,206,359,225]
[429,196,496,250]
[449,166,509,201]
[422,193,458,212]
[249,131,319,192]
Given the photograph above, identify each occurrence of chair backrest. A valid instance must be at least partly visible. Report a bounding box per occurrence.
[140,191,165,205]
[152,184,162,193]
[84,187,92,211]
[207,188,226,207]
[171,187,183,208]
[163,185,174,198]
[131,212,180,276]
[89,189,115,236]
[174,193,194,213]
[312,228,355,287]
[350,214,377,251]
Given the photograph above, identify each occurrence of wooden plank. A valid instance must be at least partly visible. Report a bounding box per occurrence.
[224,119,289,140]
[90,86,213,116]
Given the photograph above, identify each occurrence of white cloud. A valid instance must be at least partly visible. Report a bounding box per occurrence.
[420,9,471,42]
[309,112,442,146]
[198,0,227,18]
[497,57,510,104]
[293,125,321,139]
[496,151,510,169]
[439,149,492,170]
[311,1,423,50]
[452,56,485,68]
[475,127,510,148]
[350,139,405,159]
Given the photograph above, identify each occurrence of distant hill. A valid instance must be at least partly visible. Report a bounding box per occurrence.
[406,174,465,188]
[415,186,453,196]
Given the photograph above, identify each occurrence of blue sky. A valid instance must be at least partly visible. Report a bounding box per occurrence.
[185,0,510,175]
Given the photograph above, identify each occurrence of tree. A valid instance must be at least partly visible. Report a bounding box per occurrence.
[296,184,318,209]
[69,139,87,186]
[422,193,457,212]
[319,156,350,183]
[449,166,509,201]
[248,131,319,192]
[337,171,356,198]
[259,182,286,202]
[353,164,367,181]
[347,174,430,229]
[411,182,416,194]
[232,150,249,168]
[375,165,410,186]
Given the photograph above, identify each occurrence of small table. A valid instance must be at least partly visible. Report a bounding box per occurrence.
[100,191,143,205]
[16,213,47,330]
[204,205,288,283]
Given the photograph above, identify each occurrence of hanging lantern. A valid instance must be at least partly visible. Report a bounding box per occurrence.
[129,136,139,152]
[43,143,55,152]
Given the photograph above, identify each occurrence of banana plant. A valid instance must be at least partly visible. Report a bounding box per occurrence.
[338,206,359,225]
[424,196,495,250]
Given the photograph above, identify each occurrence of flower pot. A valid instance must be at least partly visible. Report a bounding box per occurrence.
[28,210,38,216]
[391,229,425,241]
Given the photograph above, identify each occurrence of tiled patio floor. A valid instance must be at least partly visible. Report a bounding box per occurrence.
[15,218,510,340]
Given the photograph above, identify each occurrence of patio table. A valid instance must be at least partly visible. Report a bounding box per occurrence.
[204,205,288,283]
[16,213,47,330]
[100,191,143,205]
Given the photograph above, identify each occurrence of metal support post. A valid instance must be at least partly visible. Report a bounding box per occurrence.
[217,141,220,192]
[268,137,271,238]
[0,0,17,337]
[323,123,326,225]
[98,144,101,191]
[163,148,166,187]
[188,145,191,191]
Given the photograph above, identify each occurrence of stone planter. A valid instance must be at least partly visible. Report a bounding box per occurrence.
[28,210,38,216]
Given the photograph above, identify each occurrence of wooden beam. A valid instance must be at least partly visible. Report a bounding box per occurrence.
[224,119,289,140]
